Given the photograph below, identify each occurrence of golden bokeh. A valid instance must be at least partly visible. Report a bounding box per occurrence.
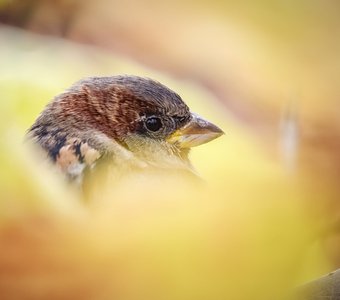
[1,1,339,299]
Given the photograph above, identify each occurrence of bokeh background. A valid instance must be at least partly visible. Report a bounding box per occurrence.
[1,0,340,299]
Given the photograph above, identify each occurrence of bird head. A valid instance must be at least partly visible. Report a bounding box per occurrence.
[28,76,223,179]
[79,76,223,167]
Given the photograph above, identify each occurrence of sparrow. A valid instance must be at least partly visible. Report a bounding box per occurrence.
[27,75,223,186]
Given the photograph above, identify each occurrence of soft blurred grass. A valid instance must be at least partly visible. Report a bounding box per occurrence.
[0,25,334,299]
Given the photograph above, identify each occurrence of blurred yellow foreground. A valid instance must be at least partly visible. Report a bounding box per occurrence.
[0,26,334,300]
[1,0,340,296]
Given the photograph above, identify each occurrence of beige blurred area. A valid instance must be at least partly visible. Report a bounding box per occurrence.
[1,0,340,299]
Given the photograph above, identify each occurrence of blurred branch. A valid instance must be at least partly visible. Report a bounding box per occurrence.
[0,0,38,27]
[0,0,80,36]
[295,269,340,300]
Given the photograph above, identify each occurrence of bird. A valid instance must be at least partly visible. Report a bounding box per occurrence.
[27,75,224,187]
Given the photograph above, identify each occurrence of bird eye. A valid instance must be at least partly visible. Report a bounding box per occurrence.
[145,117,162,132]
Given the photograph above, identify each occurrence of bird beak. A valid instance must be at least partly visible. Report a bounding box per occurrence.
[167,113,224,148]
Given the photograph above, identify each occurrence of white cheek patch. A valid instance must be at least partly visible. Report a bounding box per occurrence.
[67,162,86,177]
[66,162,86,186]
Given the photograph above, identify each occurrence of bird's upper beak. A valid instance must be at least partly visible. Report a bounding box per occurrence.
[167,113,224,148]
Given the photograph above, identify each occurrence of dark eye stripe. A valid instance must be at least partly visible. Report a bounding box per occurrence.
[173,116,187,123]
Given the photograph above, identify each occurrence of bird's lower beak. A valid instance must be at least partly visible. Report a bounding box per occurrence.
[167,113,224,148]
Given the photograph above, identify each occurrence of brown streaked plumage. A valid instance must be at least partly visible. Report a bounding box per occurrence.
[27,75,223,185]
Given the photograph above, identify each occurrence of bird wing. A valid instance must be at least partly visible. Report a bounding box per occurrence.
[53,138,101,185]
